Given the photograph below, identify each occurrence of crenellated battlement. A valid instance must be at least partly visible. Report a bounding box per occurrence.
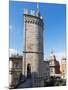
[24,14,43,27]
[24,9,43,19]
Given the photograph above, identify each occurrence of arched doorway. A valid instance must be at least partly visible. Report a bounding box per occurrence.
[27,64,31,78]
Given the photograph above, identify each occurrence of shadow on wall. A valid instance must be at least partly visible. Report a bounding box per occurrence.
[13,72,39,89]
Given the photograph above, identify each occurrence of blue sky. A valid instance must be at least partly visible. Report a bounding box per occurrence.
[9,1,66,57]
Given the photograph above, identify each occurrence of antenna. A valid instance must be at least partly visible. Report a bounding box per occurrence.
[37,3,39,12]
[36,3,40,17]
[24,8,28,14]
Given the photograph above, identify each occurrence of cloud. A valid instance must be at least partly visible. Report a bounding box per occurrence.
[55,52,66,58]
[9,25,13,30]
[9,48,23,57]
[9,25,15,31]
[44,51,66,63]
[55,52,66,63]
[9,48,18,57]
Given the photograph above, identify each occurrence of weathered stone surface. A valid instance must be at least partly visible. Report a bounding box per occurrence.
[23,14,44,86]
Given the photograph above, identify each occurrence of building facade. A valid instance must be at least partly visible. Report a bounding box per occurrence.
[42,61,50,81]
[60,57,66,79]
[48,52,61,78]
[9,55,23,88]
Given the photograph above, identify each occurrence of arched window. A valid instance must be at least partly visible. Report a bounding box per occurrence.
[27,64,31,78]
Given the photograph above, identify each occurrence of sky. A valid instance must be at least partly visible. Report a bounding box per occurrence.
[9,1,66,59]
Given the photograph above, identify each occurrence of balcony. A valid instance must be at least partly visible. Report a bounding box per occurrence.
[9,68,22,72]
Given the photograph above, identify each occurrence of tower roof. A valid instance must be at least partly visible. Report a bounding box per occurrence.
[24,3,43,19]
[49,50,56,60]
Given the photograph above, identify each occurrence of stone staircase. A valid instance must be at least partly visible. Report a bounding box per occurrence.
[14,75,33,88]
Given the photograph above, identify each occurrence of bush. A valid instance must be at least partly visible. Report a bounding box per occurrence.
[44,78,66,87]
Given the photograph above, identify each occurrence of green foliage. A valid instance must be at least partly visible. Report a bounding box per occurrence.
[54,79,66,86]
[44,78,66,87]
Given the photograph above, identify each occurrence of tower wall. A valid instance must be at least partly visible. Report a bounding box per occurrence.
[23,14,44,78]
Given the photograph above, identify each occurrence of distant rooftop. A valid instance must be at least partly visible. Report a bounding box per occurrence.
[9,54,23,59]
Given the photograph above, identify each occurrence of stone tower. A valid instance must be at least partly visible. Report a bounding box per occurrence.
[23,6,44,86]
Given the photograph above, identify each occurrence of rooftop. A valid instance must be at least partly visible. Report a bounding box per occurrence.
[9,54,23,59]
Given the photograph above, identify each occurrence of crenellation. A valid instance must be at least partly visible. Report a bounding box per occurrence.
[25,19,43,26]
[24,14,43,26]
